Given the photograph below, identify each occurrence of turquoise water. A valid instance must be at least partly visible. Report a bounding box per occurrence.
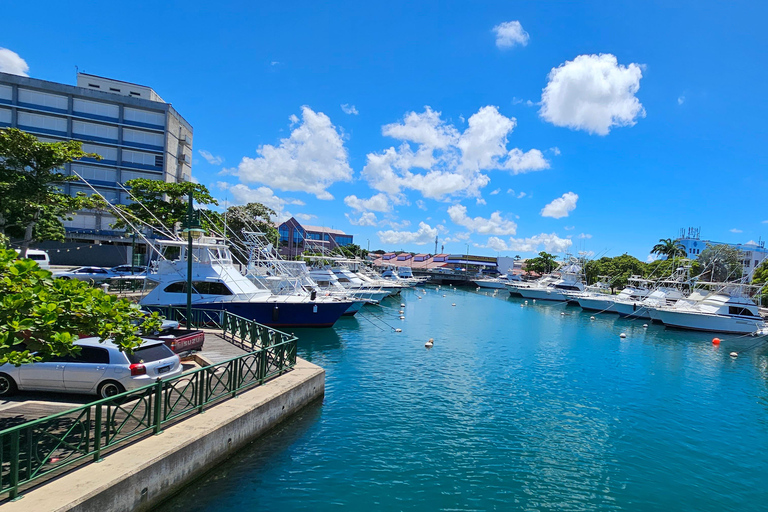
[159,287,768,511]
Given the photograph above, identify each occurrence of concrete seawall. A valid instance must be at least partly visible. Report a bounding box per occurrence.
[2,357,324,512]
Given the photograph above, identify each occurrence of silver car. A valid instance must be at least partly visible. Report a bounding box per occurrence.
[0,338,183,398]
[53,266,114,282]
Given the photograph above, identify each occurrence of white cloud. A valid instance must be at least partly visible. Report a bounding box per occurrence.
[507,188,515,194]
[295,213,316,221]
[228,106,352,200]
[510,233,573,253]
[493,21,530,49]
[550,147,561,155]
[458,106,516,171]
[0,48,29,76]
[730,228,743,233]
[541,192,578,219]
[646,254,660,263]
[564,226,575,231]
[539,53,645,135]
[341,104,359,115]
[677,96,685,106]
[578,233,592,239]
[504,148,549,174]
[416,200,427,210]
[377,221,438,245]
[219,183,305,222]
[490,188,501,195]
[517,191,527,199]
[346,212,378,226]
[447,204,517,235]
[476,198,486,205]
[343,193,391,212]
[362,106,550,201]
[483,233,572,253]
[198,150,224,166]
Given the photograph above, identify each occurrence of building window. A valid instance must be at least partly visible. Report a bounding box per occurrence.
[88,83,101,88]
[18,89,68,111]
[129,91,140,96]
[17,111,67,133]
[73,120,119,141]
[73,98,119,120]
[123,127,164,148]
[123,107,165,127]
[109,88,120,92]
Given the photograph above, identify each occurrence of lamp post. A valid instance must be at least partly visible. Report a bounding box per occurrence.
[182,192,204,331]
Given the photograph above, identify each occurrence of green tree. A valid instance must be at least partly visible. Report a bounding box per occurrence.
[525,252,558,274]
[0,248,161,365]
[650,238,686,260]
[584,254,647,291]
[112,178,218,233]
[697,244,744,282]
[332,243,368,259]
[752,259,768,306]
[0,128,100,257]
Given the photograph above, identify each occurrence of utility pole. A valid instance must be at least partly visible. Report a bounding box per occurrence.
[186,192,193,330]
[434,235,438,255]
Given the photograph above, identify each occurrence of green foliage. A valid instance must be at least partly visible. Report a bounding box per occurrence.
[650,238,686,259]
[111,178,218,232]
[696,244,744,282]
[0,129,100,255]
[753,259,768,306]
[0,248,162,365]
[525,252,558,274]
[332,243,368,259]
[584,254,647,291]
[204,202,278,262]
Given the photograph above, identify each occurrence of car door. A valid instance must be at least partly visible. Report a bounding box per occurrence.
[62,347,110,393]
[17,356,68,391]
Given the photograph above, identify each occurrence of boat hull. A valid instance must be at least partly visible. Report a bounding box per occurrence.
[578,296,616,313]
[612,301,652,319]
[144,300,352,328]
[474,280,507,289]
[653,309,764,334]
[518,288,568,301]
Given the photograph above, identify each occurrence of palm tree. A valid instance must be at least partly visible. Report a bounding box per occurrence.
[651,238,686,259]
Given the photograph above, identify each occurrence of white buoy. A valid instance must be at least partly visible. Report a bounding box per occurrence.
[619,333,627,338]
[730,352,738,358]
[520,304,524,307]
[425,338,434,348]
[398,310,404,314]
[394,328,402,332]
[561,312,565,316]
[643,324,648,328]
[442,294,446,297]
[399,315,405,320]
[524,300,528,304]
[590,316,595,321]
[533,299,536,303]
[418,296,422,299]
[452,303,456,306]
[400,303,405,307]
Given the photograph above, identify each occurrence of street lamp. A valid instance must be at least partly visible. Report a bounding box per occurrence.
[182,192,205,330]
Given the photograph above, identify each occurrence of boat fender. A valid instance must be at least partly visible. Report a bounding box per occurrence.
[619,333,627,338]
[730,351,738,358]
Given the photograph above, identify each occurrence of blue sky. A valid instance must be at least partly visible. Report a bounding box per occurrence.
[3,1,768,259]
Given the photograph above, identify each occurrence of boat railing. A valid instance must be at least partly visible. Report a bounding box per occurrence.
[0,312,297,500]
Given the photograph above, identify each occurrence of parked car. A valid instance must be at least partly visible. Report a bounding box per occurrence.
[15,249,50,269]
[110,265,147,276]
[0,338,182,399]
[53,266,113,282]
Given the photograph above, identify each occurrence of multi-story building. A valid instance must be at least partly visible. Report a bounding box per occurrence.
[0,71,192,265]
[676,227,768,280]
[277,217,353,259]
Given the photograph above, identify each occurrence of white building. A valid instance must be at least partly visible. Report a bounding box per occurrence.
[0,71,192,265]
[676,227,767,280]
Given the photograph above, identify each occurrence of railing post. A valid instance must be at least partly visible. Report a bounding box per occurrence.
[198,370,207,413]
[153,381,164,435]
[250,321,258,350]
[93,404,103,462]
[259,347,267,384]
[231,358,239,397]
[8,430,19,500]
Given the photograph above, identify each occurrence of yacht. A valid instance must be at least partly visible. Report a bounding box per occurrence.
[140,237,352,328]
[652,283,765,334]
[506,274,556,297]
[517,262,585,302]
[474,270,522,290]
[578,276,652,316]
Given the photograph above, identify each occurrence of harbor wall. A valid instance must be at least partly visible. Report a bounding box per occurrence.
[1,358,324,512]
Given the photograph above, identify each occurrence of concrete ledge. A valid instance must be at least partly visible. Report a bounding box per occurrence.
[2,357,324,512]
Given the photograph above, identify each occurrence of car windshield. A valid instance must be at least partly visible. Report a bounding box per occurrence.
[127,344,174,364]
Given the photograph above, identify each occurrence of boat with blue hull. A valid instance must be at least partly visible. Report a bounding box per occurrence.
[141,237,352,328]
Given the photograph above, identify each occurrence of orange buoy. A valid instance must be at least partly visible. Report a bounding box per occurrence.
[712,338,721,345]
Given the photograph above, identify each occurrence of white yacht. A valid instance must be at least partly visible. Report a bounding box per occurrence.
[474,270,522,290]
[141,238,352,328]
[517,262,585,302]
[652,283,765,334]
[507,274,556,296]
[578,276,652,316]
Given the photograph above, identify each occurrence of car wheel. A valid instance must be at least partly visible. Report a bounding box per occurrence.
[0,373,18,397]
[98,380,125,398]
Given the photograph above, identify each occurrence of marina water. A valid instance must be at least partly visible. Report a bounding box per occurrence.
[159,286,768,511]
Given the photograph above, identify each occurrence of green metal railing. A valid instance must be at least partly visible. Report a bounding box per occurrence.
[0,314,297,500]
